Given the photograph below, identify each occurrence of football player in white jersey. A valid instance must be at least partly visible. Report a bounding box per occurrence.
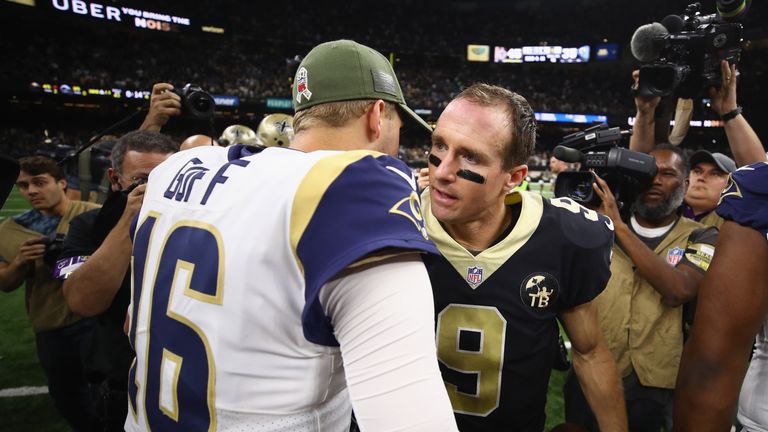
[674,161,768,432]
[125,40,457,432]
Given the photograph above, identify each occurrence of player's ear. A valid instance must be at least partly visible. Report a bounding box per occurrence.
[505,164,528,192]
[366,100,386,142]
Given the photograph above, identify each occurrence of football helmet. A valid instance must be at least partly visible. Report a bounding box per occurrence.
[257,113,294,147]
[219,125,258,147]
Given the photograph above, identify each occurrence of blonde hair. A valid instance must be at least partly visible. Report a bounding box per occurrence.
[293,100,397,134]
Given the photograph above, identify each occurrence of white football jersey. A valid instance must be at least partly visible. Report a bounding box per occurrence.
[124,145,435,431]
[738,320,768,432]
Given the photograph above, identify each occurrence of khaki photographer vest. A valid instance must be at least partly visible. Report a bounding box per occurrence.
[0,200,100,332]
[594,216,704,389]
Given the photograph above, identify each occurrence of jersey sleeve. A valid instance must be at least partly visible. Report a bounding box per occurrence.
[293,151,439,346]
[54,209,99,280]
[548,198,615,310]
[716,161,768,238]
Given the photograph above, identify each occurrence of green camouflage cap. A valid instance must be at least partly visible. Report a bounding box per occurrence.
[293,39,431,135]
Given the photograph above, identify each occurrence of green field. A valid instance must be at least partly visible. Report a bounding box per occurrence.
[0,187,567,430]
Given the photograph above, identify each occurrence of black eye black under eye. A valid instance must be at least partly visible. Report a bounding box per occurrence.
[428,154,486,184]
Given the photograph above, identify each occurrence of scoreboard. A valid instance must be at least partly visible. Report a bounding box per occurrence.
[494,45,591,63]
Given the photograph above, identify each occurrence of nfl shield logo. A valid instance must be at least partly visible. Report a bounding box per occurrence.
[467,266,483,285]
[666,247,685,266]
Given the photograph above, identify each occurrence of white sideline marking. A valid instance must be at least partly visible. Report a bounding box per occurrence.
[0,386,48,397]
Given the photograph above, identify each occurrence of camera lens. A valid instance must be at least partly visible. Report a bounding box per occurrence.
[187,92,215,119]
[570,179,594,202]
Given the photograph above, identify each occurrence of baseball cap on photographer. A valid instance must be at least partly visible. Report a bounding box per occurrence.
[689,150,736,174]
[293,39,432,135]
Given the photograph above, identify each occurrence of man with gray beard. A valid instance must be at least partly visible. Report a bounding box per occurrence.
[564,144,718,432]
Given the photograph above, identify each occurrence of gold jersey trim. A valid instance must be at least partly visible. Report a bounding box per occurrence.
[289,150,381,275]
[422,190,544,289]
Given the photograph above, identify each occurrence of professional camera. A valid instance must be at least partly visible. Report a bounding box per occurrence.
[172,83,216,119]
[553,124,658,214]
[630,0,749,98]
[40,233,66,267]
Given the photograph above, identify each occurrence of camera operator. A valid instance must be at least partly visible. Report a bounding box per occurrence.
[0,156,100,431]
[631,60,765,165]
[60,130,177,431]
[564,145,717,432]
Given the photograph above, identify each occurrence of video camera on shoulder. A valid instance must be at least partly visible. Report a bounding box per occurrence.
[630,0,749,98]
[172,83,216,119]
[553,124,657,214]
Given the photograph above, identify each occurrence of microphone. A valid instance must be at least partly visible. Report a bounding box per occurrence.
[661,14,685,33]
[630,22,668,62]
[553,146,584,164]
[0,155,19,208]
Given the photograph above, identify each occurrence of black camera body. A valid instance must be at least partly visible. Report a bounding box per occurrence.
[172,83,216,119]
[40,233,66,267]
[553,124,658,215]
[637,1,746,98]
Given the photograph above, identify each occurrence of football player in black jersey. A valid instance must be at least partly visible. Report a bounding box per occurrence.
[421,83,627,432]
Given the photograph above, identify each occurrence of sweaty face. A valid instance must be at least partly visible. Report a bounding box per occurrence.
[685,161,729,211]
[16,171,66,212]
[112,150,174,191]
[633,149,686,221]
[428,98,517,226]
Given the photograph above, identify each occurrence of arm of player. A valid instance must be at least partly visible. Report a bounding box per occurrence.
[592,173,701,307]
[321,254,458,432]
[629,70,662,154]
[561,300,628,432]
[0,238,46,292]
[710,61,767,166]
[673,221,768,432]
[63,184,145,316]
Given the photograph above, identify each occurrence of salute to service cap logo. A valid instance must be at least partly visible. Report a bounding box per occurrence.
[295,67,312,103]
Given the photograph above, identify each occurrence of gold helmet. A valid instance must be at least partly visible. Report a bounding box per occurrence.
[257,114,294,147]
[218,124,258,147]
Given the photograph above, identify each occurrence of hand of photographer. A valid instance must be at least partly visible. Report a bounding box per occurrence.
[632,69,661,115]
[630,70,661,153]
[708,60,766,166]
[0,237,47,292]
[591,171,624,230]
[122,183,146,222]
[139,83,182,132]
[709,60,737,116]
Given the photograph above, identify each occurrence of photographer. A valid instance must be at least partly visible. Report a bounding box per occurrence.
[564,145,717,431]
[630,61,764,230]
[60,130,177,431]
[0,156,100,431]
[631,61,765,165]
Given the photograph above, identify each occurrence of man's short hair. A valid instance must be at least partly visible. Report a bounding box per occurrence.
[652,143,689,178]
[454,83,537,169]
[111,130,178,174]
[18,155,65,181]
[293,100,397,134]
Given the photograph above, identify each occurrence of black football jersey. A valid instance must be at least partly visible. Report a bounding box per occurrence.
[423,191,614,432]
